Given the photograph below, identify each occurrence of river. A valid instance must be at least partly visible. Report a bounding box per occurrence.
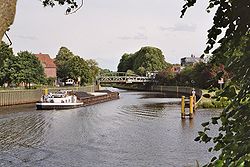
[0,88,220,167]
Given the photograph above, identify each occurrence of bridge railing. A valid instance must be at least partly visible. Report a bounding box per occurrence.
[98,75,153,83]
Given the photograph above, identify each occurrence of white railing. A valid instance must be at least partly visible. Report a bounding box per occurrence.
[98,76,153,83]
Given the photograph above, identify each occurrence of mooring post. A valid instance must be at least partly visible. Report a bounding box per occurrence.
[193,95,196,111]
[189,96,194,119]
[43,88,48,95]
[192,88,196,112]
[181,96,185,119]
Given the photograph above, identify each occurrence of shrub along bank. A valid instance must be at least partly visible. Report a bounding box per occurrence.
[197,90,231,108]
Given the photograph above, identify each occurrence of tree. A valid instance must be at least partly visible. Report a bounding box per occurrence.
[66,55,91,85]
[133,46,167,72]
[117,46,168,74]
[86,59,100,83]
[46,77,56,86]
[0,55,16,86]
[155,66,175,85]
[182,0,250,166]
[55,46,92,85]
[117,53,134,72]
[0,51,46,87]
[126,70,135,76]
[0,41,14,67]
[176,65,194,86]
[99,68,112,76]
[0,0,82,41]
[137,66,146,76]
[15,51,45,87]
[1,51,46,87]
[55,46,75,81]
[191,62,230,89]
[0,41,14,85]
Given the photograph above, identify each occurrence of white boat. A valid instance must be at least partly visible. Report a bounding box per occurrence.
[36,90,83,110]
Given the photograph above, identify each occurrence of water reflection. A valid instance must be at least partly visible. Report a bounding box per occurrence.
[181,119,194,129]
[0,90,220,167]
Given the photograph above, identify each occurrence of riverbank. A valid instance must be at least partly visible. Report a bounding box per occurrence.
[197,90,230,108]
[113,84,230,109]
[113,84,202,98]
[0,85,97,107]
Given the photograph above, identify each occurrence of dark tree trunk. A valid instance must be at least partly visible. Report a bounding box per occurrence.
[0,0,17,41]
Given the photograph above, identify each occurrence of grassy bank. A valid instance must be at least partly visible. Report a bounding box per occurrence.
[197,90,230,108]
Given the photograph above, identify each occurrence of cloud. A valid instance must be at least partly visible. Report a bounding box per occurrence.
[138,26,146,31]
[118,32,148,40]
[15,35,38,40]
[159,23,196,32]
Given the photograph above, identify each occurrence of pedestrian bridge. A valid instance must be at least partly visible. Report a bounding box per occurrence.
[97,72,153,84]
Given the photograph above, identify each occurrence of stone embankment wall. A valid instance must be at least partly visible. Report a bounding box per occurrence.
[114,84,202,99]
[0,89,42,106]
[149,85,202,99]
[0,85,97,107]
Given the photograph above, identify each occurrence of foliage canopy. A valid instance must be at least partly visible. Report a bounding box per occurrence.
[0,48,46,87]
[182,0,250,166]
[117,46,169,75]
[42,0,81,14]
[55,46,97,85]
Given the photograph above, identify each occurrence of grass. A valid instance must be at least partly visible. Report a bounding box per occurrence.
[198,89,230,109]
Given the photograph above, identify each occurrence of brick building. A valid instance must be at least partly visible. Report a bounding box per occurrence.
[35,53,57,78]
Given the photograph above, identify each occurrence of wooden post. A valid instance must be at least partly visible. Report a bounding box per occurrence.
[189,96,194,119]
[181,96,185,119]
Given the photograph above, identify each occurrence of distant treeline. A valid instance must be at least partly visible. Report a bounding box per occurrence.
[0,42,100,88]
[117,46,231,89]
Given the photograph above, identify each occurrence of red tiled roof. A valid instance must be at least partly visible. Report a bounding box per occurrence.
[35,53,56,68]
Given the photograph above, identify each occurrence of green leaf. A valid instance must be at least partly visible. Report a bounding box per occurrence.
[204,127,210,131]
[211,156,217,162]
[194,136,201,141]
[198,131,205,136]
[208,147,213,152]
[211,117,220,124]
[201,134,212,143]
[201,122,209,127]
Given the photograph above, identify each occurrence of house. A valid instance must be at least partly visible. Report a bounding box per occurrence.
[181,54,204,66]
[35,53,57,78]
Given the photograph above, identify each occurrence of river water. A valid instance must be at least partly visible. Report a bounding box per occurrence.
[0,89,220,167]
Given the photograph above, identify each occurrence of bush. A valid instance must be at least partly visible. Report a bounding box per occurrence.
[215,89,223,97]
[202,101,215,108]
[212,100,223,108]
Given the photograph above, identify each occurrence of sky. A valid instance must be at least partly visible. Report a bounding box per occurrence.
[4,0,214,71]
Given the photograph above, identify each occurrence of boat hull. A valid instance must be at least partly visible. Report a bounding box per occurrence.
[36,102,83,110]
